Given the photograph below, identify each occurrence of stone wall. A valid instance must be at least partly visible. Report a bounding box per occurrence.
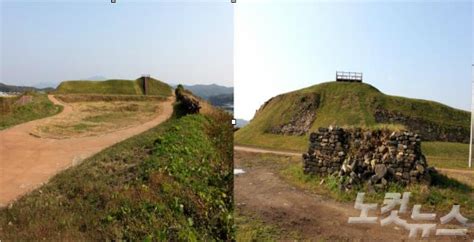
[374,108,469,143]
[302,127,433,191]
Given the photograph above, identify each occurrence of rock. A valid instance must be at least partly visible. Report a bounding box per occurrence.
[382,153,390,162]
[341,163,350,173]
[318,127,328,132]
[388,140,398,146]
[374,164,387,179]
[378,145,388,153]
[402,172,410,180]
[415,164,425,173]
[370,159,377,168]
[350,160,357,171]
[309,132,318,142]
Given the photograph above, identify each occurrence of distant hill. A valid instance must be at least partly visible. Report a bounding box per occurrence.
[208,93,233,107]
[235,81,470,150]
[171,84,233,112]
[34,81,59,89]
[173,84,233,99]
[56,77,172,96]
[236,119,249,128]
[0,82,54,93]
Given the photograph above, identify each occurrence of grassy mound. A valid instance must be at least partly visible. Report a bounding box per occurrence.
[136,77,173,96]
[0,100,233,240]
[235,81,470,149]
[55,77,172,97]
[0,93,63,130]
[54,94,167,103]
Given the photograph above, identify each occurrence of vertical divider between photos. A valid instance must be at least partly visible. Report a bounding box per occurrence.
[469,64,474,168]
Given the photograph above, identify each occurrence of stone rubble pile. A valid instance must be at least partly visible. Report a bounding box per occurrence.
[302,126,434,191]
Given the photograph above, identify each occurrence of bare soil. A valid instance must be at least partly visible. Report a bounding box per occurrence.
[0,95,174,206]
[234,147,473,241]
[31,100,161,139]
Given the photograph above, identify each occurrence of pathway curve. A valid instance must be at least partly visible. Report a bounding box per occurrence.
[0,95,174,206]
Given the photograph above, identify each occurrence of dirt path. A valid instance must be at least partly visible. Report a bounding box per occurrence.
[0,95,174,206]
[234,145,301,157]
[234,148,473,241]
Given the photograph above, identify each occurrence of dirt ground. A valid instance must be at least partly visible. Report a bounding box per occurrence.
[0,95,174,206]
[234,147,474,241]
[31,100,161,139]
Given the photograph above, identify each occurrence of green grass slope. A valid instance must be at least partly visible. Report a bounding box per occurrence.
[0,93,63,130]
[235,81,471,168]
[56,77,172,96]
[0,101,233,240]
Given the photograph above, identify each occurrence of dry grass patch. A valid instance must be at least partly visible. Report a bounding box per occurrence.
[32,101,161,138]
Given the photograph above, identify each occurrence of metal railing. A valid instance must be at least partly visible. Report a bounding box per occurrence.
[336,71,363,82]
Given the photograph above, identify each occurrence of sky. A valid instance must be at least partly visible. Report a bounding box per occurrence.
[1,0,233,88]
[235,0,473,120]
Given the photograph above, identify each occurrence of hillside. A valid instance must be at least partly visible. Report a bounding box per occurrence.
[56,77,172,96]
[0,93,63,130]
[0,91,233,240]
[235,81,470,151]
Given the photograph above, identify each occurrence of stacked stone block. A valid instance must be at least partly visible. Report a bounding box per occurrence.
[302,127,433,190]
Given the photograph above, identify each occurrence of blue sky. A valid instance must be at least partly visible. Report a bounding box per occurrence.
[1,0,233,87]
[235,1,473,120]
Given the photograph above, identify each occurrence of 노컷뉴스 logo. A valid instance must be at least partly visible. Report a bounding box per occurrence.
[348,192,473,238]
